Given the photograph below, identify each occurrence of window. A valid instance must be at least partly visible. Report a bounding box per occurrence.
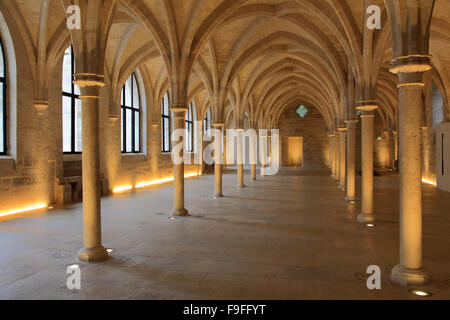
[185,102,195,153]
[0,38,6,155]
[121,73,141,153]
[62,46,82,153]
[161,92,170,152]
[204,109,210,136]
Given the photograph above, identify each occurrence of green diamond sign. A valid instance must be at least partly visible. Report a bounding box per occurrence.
[296,105,308,118]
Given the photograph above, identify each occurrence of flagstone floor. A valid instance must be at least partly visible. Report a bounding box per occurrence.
[0,167,449,300]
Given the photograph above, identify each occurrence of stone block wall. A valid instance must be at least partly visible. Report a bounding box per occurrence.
[278,105,329,168]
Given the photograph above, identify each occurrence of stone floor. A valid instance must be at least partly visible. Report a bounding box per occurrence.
[0,167,449,300]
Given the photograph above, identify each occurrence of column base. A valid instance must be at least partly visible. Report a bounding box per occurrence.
[172,208,189,217]
[345,196,356,202]
[357,213,376,223]
[390,264,430,286]
[236,184,246,188]
[78,246,109,263]
[338,184,346,190]
[213,194,224,199]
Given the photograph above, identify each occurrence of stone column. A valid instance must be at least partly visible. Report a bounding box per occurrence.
[392,130,398,169]
[345,120,358,201]
[267,132,272,172]
[328,133,334,173]
[251,164,257,181]
[260,131,267,176]
[334,133,340,182]
[251,130,257,181]
[171,106,189,216]
[236,128,245,187]
[338,128,347,189]
[330,134,335,176]
[390,56,432,285]
[74,74,108,262]
[356,103,378,223]
[212,123,224,198]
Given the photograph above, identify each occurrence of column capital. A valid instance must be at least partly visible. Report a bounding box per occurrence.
[337,127,347,132]
[151,121,160,129]
[34,100,49,116]
[74,73,105,99]
[170,104,188,118]
[356,100,378,112]
[109,113,120,125]
[390,54,432,75]
[397,71,427,88]
[211,123,224,128]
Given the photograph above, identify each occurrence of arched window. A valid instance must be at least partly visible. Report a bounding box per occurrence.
[121,73,141,153]
[161,92,170,152]
[185,102,195,152]
[0,38,6,155]
[203,109,210,136]
[62,46,81,153]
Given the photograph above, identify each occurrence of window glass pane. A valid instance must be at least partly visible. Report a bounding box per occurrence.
[74,82,80,96]
[134,111,140,152]
[0,82,4,153]
[164,94,169,115]
[62,96,72,152]
[125,77,132,107]
[0,42,4,77]
[187,124,192,152]
[164,117,170,151]
[132,76,140,109]
[75,98,82,152]
[126,109,132,152]
[121,108,124,152]
[62,47,72,93]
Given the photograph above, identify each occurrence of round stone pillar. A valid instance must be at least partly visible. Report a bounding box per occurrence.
[327,133,333,171]
[392,130,399,169]
[356,103,378,223]
[345,120,358,201]
[251,165,257,181]
[74,73,108,262]
[338,128,347,189]
[334,133,340,183]
[250,130,257,181]
[236,128,245,188]
[170,105,189,216]
[260,131,267,176]
[390,55,432,286]
[212,123,224,198]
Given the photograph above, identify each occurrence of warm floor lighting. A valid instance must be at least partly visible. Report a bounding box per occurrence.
[114,172,201,194]
[409,289,433,297]
[112,185,133,194]
[366,223,376,228]
[0,203,48,219]
[107,248,115,253]
[422,178,437,186]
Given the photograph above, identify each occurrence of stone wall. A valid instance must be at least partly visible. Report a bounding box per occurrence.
[0,44,201,212]
[278,105,329,168]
